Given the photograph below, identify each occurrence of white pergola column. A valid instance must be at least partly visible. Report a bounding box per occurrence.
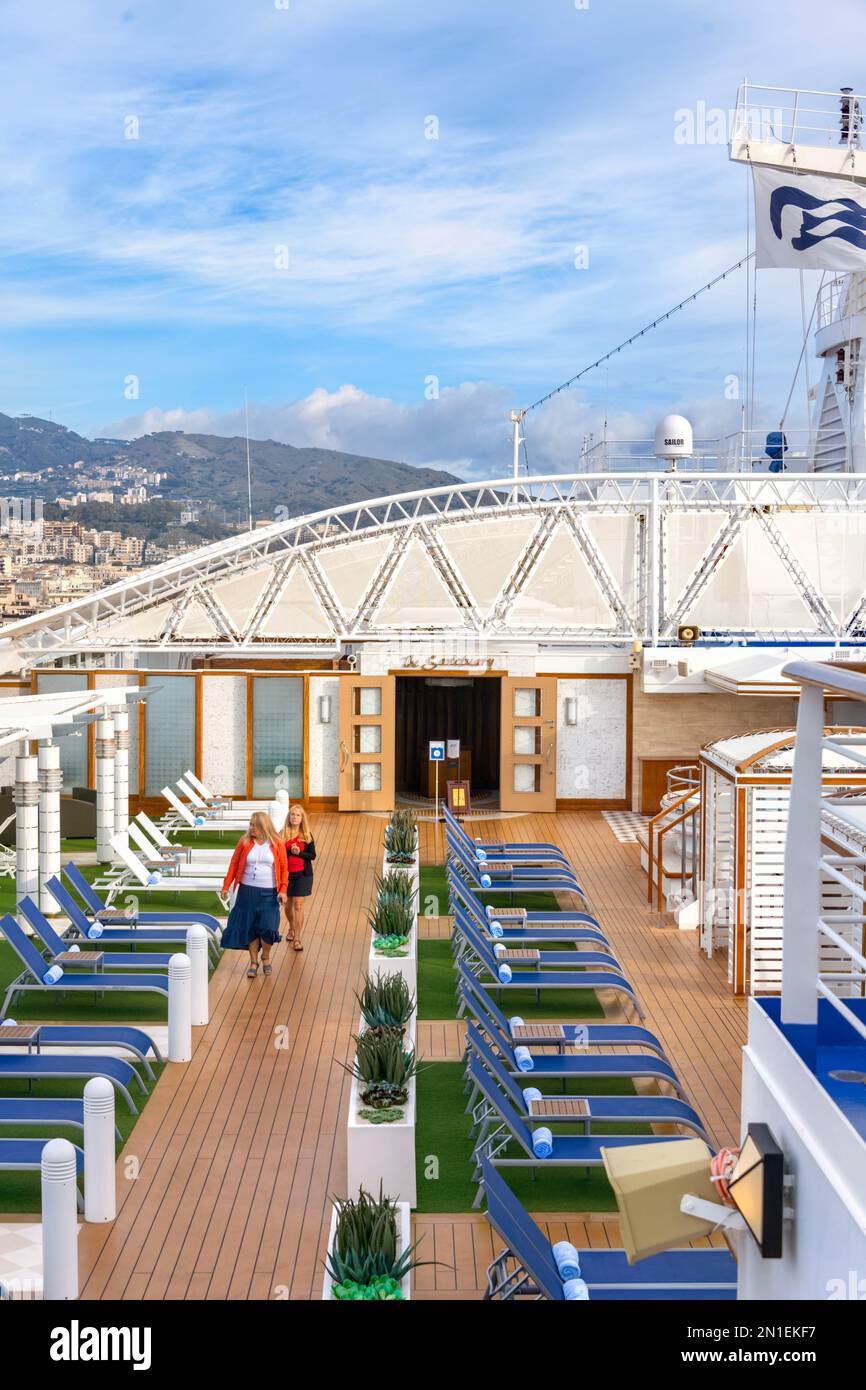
[113,706,130,838]
[95,718,116,864]
[38,741,62,916]
[14,753,39,909]
[781,682,823,1030]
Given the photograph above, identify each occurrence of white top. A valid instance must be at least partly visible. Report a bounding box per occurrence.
[241,840,277,889]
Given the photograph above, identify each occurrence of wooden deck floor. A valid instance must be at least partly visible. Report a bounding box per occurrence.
[76,810,745,1301]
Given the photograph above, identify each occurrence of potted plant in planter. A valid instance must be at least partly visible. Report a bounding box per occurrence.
[384,809,418,866]
[344,1029,421,1119]
[368,897,414,958]
[355,971,415,1040]
[322,1186,422,1301]
[374,869,417,912]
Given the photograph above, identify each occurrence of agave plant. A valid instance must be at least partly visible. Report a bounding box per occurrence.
[355,971,416,1031]
[375,869,417,911]
[325,1185,426,1294]
[368,897,414,941]
[384,809,417,864]
[342,1029,421,1108]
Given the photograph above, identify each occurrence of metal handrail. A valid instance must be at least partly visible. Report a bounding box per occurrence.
[646,788,700,910]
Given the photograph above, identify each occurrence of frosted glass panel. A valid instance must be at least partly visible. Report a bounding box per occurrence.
[127,699,140,794]
[252,677,304,798]
[35,672,88,789]
[355,763,382,792]
[356,687,382,716]
[513,688,540,718]
[513,764,540,794]
[144,676,196,796]
[513,726,539,755]
[356,725,381,753]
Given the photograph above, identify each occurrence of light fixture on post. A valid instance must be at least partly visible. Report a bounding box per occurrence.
[565,697,578,726]
[317,695,332,725]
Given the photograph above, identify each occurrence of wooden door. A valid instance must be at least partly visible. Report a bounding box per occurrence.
[640,757,690,815]
[338,676,396,811]
[499,677,557,813]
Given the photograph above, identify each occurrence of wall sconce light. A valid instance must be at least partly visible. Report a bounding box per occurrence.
[565,697,578,726]
[318,695,332,725]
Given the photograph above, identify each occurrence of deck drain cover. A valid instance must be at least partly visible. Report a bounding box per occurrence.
[829,1070,866,1084]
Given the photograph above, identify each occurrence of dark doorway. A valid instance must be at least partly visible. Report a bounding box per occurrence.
[395,676,501,799]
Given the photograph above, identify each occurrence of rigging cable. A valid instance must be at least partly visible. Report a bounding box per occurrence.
[526,251,756,415]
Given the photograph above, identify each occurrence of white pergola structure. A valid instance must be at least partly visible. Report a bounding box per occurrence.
[699,728,866,996]
[0,686,150,913]
[0,472,865,662]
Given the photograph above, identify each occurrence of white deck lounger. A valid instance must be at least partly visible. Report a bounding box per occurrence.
[128,820,230,872]
[103,834,226,898]
[184,770,233,810]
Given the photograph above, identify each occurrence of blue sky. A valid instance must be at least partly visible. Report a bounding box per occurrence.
[0,0,863,477]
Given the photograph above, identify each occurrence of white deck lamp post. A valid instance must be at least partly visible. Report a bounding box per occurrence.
[41,1138,79,1300]
[38,740,62,915]
[95,717,116,864]
[113,705,130,838]
[84,1077,116,1224]
[14,752,39,910]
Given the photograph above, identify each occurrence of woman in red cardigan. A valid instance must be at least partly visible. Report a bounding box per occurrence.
[219,812,288,978]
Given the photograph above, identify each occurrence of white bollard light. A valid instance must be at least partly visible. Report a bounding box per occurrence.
[168,953,192,1062]
[38,741,63,915]
[83,1077,116,1224]
[95,718,116,864]
[186,925,210,1026]
[14,754,39,910]
[41,1138,79,1300]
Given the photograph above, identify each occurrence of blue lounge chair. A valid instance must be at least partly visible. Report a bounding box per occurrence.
[19,897,177,974]
[22,1024,161,1079]
[466,1055,696,1207]
[479,1157,737,1301]
[0,1053,144,1113]
[453,905,645,1021]
[457,960,667,1057]
[61,863,222,943]
[0,1139,84,1211]
[444,819,573,870]
[447,873,605,930]
[0,1097,121,1142]
[447,875,613,951]
[47,875,220,963]
[447,828,589,906]
[453,900,623,973]
[443,806,569,860]
[464,1022,709,1143]
[0,913,170,1018]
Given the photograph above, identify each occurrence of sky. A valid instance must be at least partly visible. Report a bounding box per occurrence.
[1,0,864,478]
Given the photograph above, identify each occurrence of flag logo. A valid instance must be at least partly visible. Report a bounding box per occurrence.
[770,185,866,253]
[753,168,866,270]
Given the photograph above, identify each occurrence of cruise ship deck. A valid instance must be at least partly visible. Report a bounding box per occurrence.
[66,809,741,1301]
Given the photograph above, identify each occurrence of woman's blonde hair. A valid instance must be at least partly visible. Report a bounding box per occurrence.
[246,811,283,846]
[284,804,312,843]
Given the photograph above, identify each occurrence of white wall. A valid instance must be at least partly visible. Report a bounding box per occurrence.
[309,676,339,798]
[201,676,247,795]
[556,678,627,800]
[737,999,866,1301]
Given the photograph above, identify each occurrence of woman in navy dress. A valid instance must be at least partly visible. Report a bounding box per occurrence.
[220,812,288,977]
[283,804,316,952]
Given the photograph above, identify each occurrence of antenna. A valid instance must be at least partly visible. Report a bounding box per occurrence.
[508,408,526,481]
[244,390,253,532]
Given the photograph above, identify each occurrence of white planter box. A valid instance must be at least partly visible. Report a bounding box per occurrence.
[381,845,420,896]
[321,1201,412,1301]
[346,1014,417,1208]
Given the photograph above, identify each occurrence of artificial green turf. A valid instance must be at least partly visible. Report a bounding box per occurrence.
[0,1064,163,1213]
[417,940,604,1022]
[415,1063,631,1213]
[419,864,560,917]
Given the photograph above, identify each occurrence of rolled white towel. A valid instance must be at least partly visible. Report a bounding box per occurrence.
[1,1018,17,1027]
[522,1086,543,1109]
[508,1015,525,1033]
[497,962,512,983]
[195,816,205,826]
[562,1278,589,1301]
[514,1046,534,1072]
[475,848,487,862]
[553,1241,582,1281]
[147,871,162,886]
[42,964,64,985]
[480,873,491,888]
[531,1126,553,1159]
[488,921,504,938]
[486,905,496,919]
[87,924,103,940]
[493,943,506,958]
[67,944,80,954]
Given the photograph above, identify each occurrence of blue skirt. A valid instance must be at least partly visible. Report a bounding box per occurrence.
[220,883,282,950]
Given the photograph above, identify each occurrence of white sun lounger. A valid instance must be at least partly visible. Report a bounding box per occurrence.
[102,835,226,899]
[128,820,230,872]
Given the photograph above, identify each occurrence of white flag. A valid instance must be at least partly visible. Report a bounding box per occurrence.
[753,167,866,270]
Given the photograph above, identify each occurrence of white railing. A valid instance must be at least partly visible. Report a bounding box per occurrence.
[782,659,866,1040]
[733,82,865,152]
[818,274,866,329]
[577,428,839,474]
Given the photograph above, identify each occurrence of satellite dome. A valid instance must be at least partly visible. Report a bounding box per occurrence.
[654,414,693,461]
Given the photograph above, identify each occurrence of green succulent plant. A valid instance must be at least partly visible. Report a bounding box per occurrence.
[325,1185,426,1292]
[372,935,410,957]
[341,1029,421,1108]
[368,897,414,941]
[355,972,416,1030]
[374,869,417,912]
[384,809,417,863]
